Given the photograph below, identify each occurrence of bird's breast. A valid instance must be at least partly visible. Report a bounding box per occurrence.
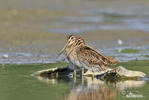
[67,51,82,68]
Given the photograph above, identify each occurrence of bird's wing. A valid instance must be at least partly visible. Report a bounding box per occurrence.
[76,46,117,66]
[105,56,118,65]
[87,46,118,65]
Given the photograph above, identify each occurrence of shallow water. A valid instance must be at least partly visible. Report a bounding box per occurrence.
[1,46,149,64]
[0,0,149,64]
[0,61,149,100]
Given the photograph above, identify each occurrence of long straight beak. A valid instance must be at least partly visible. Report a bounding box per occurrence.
[56,42,68,59]
[60,44,77,61]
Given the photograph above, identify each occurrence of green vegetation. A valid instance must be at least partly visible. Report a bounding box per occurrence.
[103,13,124,20]
[144,55,149,58]
[121,49,140,53]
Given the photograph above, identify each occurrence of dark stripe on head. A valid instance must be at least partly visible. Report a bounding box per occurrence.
[75,37,85,46]
[67,34,77,40]
[77,37,85,44]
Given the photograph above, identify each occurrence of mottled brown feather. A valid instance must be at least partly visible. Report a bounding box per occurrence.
[76,45,118,69]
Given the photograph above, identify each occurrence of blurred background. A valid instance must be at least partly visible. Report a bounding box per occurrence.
[0,0,149,64]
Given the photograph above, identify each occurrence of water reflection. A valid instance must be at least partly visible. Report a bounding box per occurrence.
[66,85,117,100]
[34,75,147,100]
[114,80,146,91]
[34,75,58,85]
[66,77,117,100]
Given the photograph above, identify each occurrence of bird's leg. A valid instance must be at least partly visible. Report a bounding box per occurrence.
[81,68,84,85]
[73,66,77,84]
[74,68,76,78]
[92,73,95,79]
[81,68,84,76]
[56,72,59,78]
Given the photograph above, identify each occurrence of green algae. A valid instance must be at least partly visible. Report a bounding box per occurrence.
[144,55,149,58]
[121,49,140,53]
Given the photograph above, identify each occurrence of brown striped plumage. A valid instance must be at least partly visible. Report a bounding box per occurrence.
[58,35,118,72]
[68,37,118,72]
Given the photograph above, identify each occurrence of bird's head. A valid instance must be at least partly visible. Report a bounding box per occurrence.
[67,34,77,46]
[57,34,77,58]
[75,37,85,47]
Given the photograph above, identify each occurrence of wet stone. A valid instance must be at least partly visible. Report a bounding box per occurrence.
[34,65,147,82]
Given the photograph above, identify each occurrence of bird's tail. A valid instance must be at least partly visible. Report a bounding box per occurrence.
[105,56,118,65]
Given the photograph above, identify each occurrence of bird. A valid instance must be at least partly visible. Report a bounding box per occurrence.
[57,35,78,66]
[67,37,118,75]
[57,34,80,77]
[57,35,118,77]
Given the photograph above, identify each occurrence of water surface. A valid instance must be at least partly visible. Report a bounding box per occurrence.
[0,61,149,100]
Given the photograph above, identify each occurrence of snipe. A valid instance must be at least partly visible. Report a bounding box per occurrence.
[58,35,118,77]
[66,37,118,76]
